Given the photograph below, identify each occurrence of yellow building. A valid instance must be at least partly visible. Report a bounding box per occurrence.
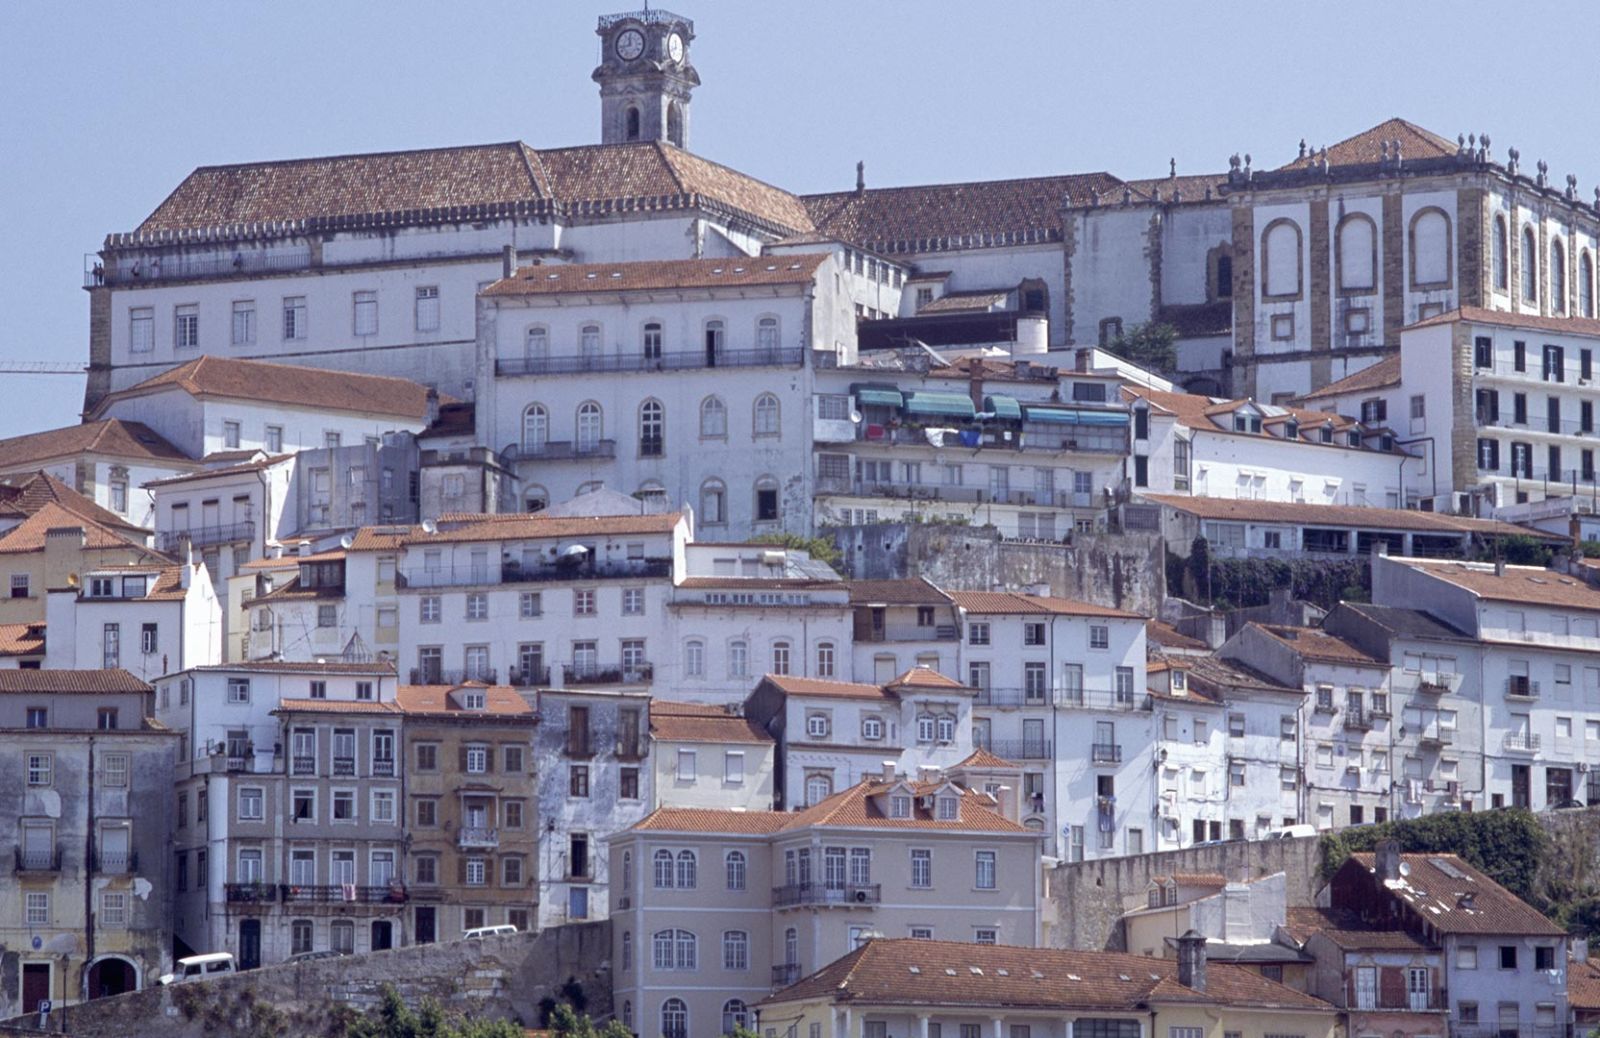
[757,934,1338,1038]
[0,493,165,626]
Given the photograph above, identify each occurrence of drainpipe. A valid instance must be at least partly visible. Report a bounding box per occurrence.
[1398,437,1437,509]
[84,734,96,1003]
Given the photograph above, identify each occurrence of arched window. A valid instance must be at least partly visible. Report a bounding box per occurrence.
[1493,216,1510,291]
[725,850,747,890]
[805,773,833,805]
[727,639,749,678]
[700,396,727,439]
[624,106,641,142]
[642,321,662,360]
[576,402,603,453]
[1582,251,1595,317]
[674,930,696,970]
[1552,239,1568,313]
[1261,219,1302,298]
[684,639,705,677]
[815,640,836,677]
[521,404,548,454]
[703,319,724,367]
[1409,208,1451,286]
[525,325,548,362]
[753,393,781,438]
[756,316,779,351]
[675,850,697,889]
[1215,253,1233,299]
[754,475,780,523]
[722,934,749,973]
[700,479,726,525]
[622,931,633,969]
[652,930,675,969]
[653,849,674,888]
[661,998,688,1038]
[722,998,750,1035]
[771,640,791,675]
[666,103,684,148]
[580,323,601,361]
[639,399,664,457]
[1523,227,1539,303]
[524,486,548,513]
[1336,214,1377,292]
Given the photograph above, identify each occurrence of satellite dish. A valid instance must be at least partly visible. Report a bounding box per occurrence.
[1398,862,1412,877]
[339,534,354,550]
[421,519,438,535]
[560,543,590,558]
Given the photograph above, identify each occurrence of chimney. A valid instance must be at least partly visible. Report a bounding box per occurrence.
[296,540,313,558]
[502,244,517,279]
[1176,930,1207,991]
[1575,938,1590,964]
[1074,348,1091,373]
[881,760,897,783]
[968,357,986,412]
[855,161,866,196]
[1494,555,1506,577]
[1374,839,1402,882]
[992,783,1017,821]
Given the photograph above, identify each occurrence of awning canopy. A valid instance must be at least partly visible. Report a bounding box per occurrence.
[983,395,1023,420]
[904,392,976,420]
[1024,406,1130,427]
[852,385,904,409]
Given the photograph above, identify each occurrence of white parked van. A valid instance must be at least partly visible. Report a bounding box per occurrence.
[157,952,237,985]
[1266,824,1317,839]
[463,924,519,940]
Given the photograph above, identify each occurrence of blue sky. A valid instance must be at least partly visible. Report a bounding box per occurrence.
[1,0,1592,439]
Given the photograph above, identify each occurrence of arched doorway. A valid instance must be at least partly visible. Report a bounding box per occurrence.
[85,956,138,999]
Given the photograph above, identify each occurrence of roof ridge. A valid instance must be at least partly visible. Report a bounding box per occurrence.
[184,139,534,175]
[803,169,1125,199]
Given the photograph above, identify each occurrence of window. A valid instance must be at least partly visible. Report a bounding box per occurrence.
[806,712,830,739]
[1523,227,1539,302]
[724,751,744,785]
[1090,625,1109,650]
[102,622,120,667]
[975,850,997,889]
[238,786,264,820]
[353,290,378,336]
[700,479,726,524]
[465,592,488,621]
[676,850,697,889]
[576,401,603,452]
[1337,214,1377,291]
[661,998,688,1038]
[652,930,697,971]
[283,296,307,340]
[806,774,834,805]
[755,477,780,522]
[9,574,27,599]
[414,285,440,332]
[723,931,749,971]
[1553,241,1568,312]
[639,399,665,456]
[332,789,355,821]
[317,604,338,628]
[25,892,49,926]
[227,679,250,704]
[725,850,747,891]
[974,929,997,945]
[573,588,596,616]
[521,404,548,454]
[175,303,199,349]
[969,622,991,646]
[700,396,728,439]
[130,306,154,353]
[754,394,781,437]
[1262,219,1303,297]
[1499,945,1517,970]
[815,641,836,677]
[100,752,129,787]
[569,765,590,797]
[728,639,748,678]
[231,300,256,345]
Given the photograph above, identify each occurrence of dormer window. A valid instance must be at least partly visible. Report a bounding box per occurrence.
[1172,670,1188,692]
[1320,424,1334,443]
[1284,419,1299,440]
[462,691,486,711]
[889,795,912,819]
[936,795,959,821]
[1233,414,1261,434]
[1347,431,1363,448]
[89,576,115,598]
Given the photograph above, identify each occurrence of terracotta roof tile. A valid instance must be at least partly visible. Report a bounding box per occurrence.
[946,590,1143,619]
[803,172,1125,253]
[0,502,167,558]
[0,472,149,536]
[0,420,190,469]
[758,674,891,700]
[273,698,402,715]
[0,669,151,694]
[142,453,292,487]
[1410,304,1600,340]
[763,938,1331,1012]
[1284,907,1432,951]
[648,700,772,745]
[675,577,838,590]
[887,667,972,692]
[403,511,681,545]
[1147,621,1208,652]
[1159,872,1228,887]
[0,623,46,657]
[348,527,412,552]
[634,777,1030,836]
[1139,493,1548,539]
[94,356,433,421]
[1569,960,1600,1011]
[484,254,827,297]
[189,660,395,675]
[1346,852,1564,935]
[253,575,343,604]
[845,578,952,606]
[394,683,532,718]
[1277,118,1457,171]
[1398,559,1600,611]
[918,289,1010,314]
[1295,356,1402,401]
[630,806,793,835]
[1252,624,1386,666]
[955,748,1020,770]
[1125,385,1364,443]
[1125,173,1230,204]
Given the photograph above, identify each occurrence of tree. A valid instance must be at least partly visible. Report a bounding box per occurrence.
[1107,322,1178,375]
[343,985,525,1038]
[547,1003,631,1038]
[751,531,843,569]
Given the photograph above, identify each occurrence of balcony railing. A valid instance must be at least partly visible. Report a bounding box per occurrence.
[225,882,278,904]
[509,666,551,688]
[1418,726,1455,746]
[332,756,356,777]
[458,827,499,850]
[1343,710,1371,731]
[1054,688,1153,712]
[399,558,670,589]
[1091,743,1122,764]
[565,734,594,758]
[1416,677,1451,694]
[372,758,395,777]
[157,520,256,553]
[856,625,960,644]
[562,662,653,686]
[291,755,315,776]
[282,884,408,905]
[853,422,1128,456]
[973,687,1052,708]
[1504,732,1542,753]
[615,738,649,761]
[772,963,802,987]
[989,738,1053,760]
[1506,678,1540,699]
[408,667,497,685]
[16,846,61,872]
[496,346,804,377]
[503,439,617,462]
[1354,992,1446,1011]
[772,883,881,908]
[96,850,138,874]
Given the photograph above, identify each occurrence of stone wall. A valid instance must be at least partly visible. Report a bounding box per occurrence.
[829,523,1165,615]
[1045,836,1321,951]
[0,922,610,1038]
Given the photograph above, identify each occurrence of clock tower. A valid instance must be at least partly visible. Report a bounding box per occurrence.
[594,9,699,149]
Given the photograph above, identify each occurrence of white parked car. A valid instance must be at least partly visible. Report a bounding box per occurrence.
[157,952,237,985]
[463,924,518,940]
[1265,824,1317,839]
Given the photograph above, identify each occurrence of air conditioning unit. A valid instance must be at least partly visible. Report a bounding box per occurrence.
[1580,762,1592,774]
[853,889,870,903]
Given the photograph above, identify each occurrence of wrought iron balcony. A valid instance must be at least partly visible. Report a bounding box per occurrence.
[1091,743,1122,764]
[96,850,138,874]
[332,756,356,777]
[1505,677,1540,699]
[973,687,1052,708]
[562,662,653,686]
[457,827,499,850]
[772,883,881,908]
[16,846,61,872]
[408,667,497,686]
[1343,709,1371,731]
[495,346,803,378]
[1504,732,1541,753]
[509,666,551,688]
[225,882,278,903]
[1053,688,1152,712]
[371,758,395,777]
[771,963,802,987]
[158,520,256,553]
[291,755,316,776]
[503,439,617,462]
[282,883,408,905]
[990,738,1054,760]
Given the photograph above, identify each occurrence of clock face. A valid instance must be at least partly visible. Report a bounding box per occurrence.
[615,28,645,61]
[667,32,685,63]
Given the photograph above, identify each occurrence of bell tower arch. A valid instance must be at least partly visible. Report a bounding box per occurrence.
[593,9,699,148]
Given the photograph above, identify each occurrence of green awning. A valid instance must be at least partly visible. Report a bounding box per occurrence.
[904,392,976,420]
[983,395,1022,420]
[853,387,904,409]
[1024,406,1130,427]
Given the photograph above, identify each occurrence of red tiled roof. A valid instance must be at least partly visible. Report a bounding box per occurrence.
[403,511,681,545]
[648,700,772,746]
[845,578,952,606]
[0,502,167,558]
[1277,118,1457,171]
[1284,908,1432,951]
[395,683,532,718]
[252,575,343,604]
[0,419,190,468]
[94,356,433,421]
[803,171,1125,253]
[946,590,1143,619]
[1400,559,1600,611]
[190,660,395,675]
[955,748,1021,770]
[273,698,402,715]
[675,577,838,590]
[143,453,292,488]
[1147,621,1208,652]
[1569,960,1600,1011]
[633,777,1031,836]
[0,472,149,536]
[348,527,412,552]
[887,667,972,692]
[758,674,891,700]
[0,623,46,657]
[1295,356,1402,401]
[1139,493,1548,539]
[762,938,1331,1012]
[1410,304,1600,340]
[1345,852,1564,936]
[1125,173,1230,204]
[484,254,827,297]
[0,669,151,694]
[1252,624,1386,666]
